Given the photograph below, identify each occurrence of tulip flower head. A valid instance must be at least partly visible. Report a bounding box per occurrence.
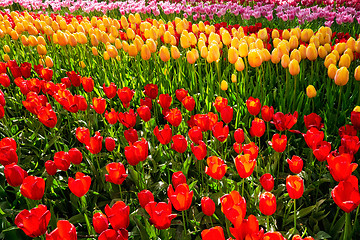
[286,175,304,199]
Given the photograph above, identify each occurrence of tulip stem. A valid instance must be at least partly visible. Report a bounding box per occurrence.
[330,207,340,230]
[336,86,343,123]
[344,212,351,240]
[352,205,360,236]
[293,199,297,234]
[241,178,245,197]
[119,184,123,200]
[182,210,187,237]
[267,215,270,231]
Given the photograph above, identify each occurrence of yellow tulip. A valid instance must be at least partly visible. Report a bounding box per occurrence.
[289,59,300,76]
[222,30,231,46]
[290,49,301,63]
[146,39,157,53]
[128,44,138,57]
[339,54,351,68]
[344,48,354,61]
[271,48,281,64]
[180,34,190,49]
[3,45,10,53]
[164,31,172,44]
[3,54,10,62]
[238,42,248,58]
[258,28,268,41]
[221,80,228,91]
[200,46,208,59]
[106,45,118,58]
[92,47,98,56]
[354,66,360,81]
[171,46,180,60]
[187,51,196,64]
[306,44,317,61]
[45,56,53,68]
[159,46,170,62]
[37,45,47,55]
[306,85,317,98]
[318,46,327,59]
[141,44,151,60]
[328,64,337,79]
[281,54,290,68]
[282,29,290,40]
[334,67,349,86]
[231,74,237,83]
[248,50,262,68]
[68,34,77,47]
[289,35,298,50]
[228,47,238,64]
[79,61,86,68]
[103,51,110,60]
[21,35,29,46]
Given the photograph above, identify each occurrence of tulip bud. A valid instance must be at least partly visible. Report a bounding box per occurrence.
[281,54,290,68]
[159,46,170,62]
[318,46,327,59]
[306,85,316,98]
[92,47,98,56]
[238,42,248,57]
[235,57,245,71]
[103,51,110,60]
[306,44,317,61]
[334,67,349,86]
[324,53,337,68]
[221,80,228,91]
[3,54,10,62]
[45,56,53,68]
[146,39,157,53]
[339,54,351,68]
[140,45,151,61]
[328,64,337,79]
[228,47,238,64]
[128,44,138,57]
[271,48,281,64]
[186,51,196,64]
[231,74,237,83]
[171,46,180,60]
[282,29,290,40]
[200,46,208,59]
[299,45,307,60]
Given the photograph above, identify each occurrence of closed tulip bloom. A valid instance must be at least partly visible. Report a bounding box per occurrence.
[105,201,130,230]
[171,135,188,153]
[201,197,216,216]
[234,128,245,143]
[159,46,170,62]
[37,105,57,128]
[103,83,117,99]
[246,97,261,116]
[306,85,317,98]
[117,87,135,108]
[15,205,51,238]
[105,162,128,185]
[158,94,172,110]
[269,134,287,152]
[154,124,172,145]
[287,156,304,174]
[138,190,155,208]
[76,127,90,144]
[289,59,300,76]
[201,226,225,240]
[0,73,10,88]
[331,175,360,213]
[220,191,247,228]
[286,175,304,199]
[81,77,94,92]
[68,172,91,198]
[304,127,324,150]
[248,49,262,68]
[66,71,81,87]
[260,173,274,191]
[92,97,106,114]
[125,138,149,166]
[249,118,266,137]
[93,212,108,234]
[168,183,193,211]
[4,163,28,187]
[175,88,188,102]
[327,153,357,182]
[213,96,228,112]
[261,105,274,122]
[220,80,228,91]
[105,137,116,152]
[328,64,337,79]
[68,148,82,165]
[105,109,118,125]
[172,171,187,189]
[334,67,349,86]
[351,110,360,129]
[191,140,207,160]
[212,122,229,142]
[45,160,57,176]
[313,141,331,162]
[140,97,152,110]
[259,192,276,216]
[46,220,77,240]
[355,66,360,81]
[304,113,323,131]
[242,142,259,160]
[20,176,45,200]
[20,62,32,79]
[188,126,203,144]
[221,106,233,124]
[165,108,182,127]
[235,154,256,179]
[0,137,18,166]
[86,131,103,154]
[54,151,70,171]
[118,109,137,128]
[137,105,151,122]
[144,84,158,99]
[145,200,177,230]
[205,156,227,180]
[182,96,195,111]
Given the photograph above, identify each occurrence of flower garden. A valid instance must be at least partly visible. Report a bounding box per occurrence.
[0,0,360,239]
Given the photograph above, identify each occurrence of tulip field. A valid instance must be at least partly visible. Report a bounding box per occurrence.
[1,0,360,240]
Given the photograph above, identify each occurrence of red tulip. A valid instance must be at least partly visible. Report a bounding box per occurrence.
[103,82,117,99]
[171,135,188,153]
[168,183,193,211]
[61,78,71,89]
[286,175,304,199]
[213,96,228,112]
[105,162,128,185]
[46,220,77,240]
[45,160,57,175]
[145,200,177,229]
[327,153,357,182]
[165,108,182,127]
[339,124,357,138]
[81,76,94,92]
[188,126,203,144]
[235,154,256,179]
[233,142,242,154]
[191,140,207,160]
[246,97,261,116]
[262,232,285,240]
[234,128,245,143]
[144,84,158,99]
[86,131,103,154]
[339,135,360,155]
[0,89,5,106]
[313,141,331,162]
[154,124,172,145]
[105,201,130,230]
[172,171,186,189]
[0,73,10,87]
[220,191,246,228]
[105,109,118,125]
[105,137,116,152]
[212,121,229,142]
[93,212,109,234]
[37,104,57,128]
[271,111,298,131]
[242,142,259,160]
[287,156,303,174]
[138,189,154,208]
[99,229,128,240]
[182,96,195,111]
[77,95,88,111]
[249,118,265,137]
[259,192,276,215]
[117,87,134,108]
[261,105,274,122]
[20,62,32,79]
[68,148,82,165]
[269,134,287,152]
[0,62,6,74]
[229,214,264,240]
[331,175,360,212]
[221,105,233,124]
[304,127,324,150]
[0,139,18,169]
[39,68,53,81]
[201,197,215,216]
[54,151,70,171]
[67,71,81,87]
[175,88,188,102]
[68,172,91,197]
[124,128,138,144]
[140,97,152,110]
[124,138,149,166]
[205,156,227,180]
[118,109,137,128]
[4,163,27,187]
[158,94,172,110]
[76,127,90,145]
[201,226,225,240]
[304,113,323,130]
[15,205,51,238]
[92,97,106,114]
[351,111,360,129]
[20,176,45,200]
[260,173,274,192]
[137,105,151,122]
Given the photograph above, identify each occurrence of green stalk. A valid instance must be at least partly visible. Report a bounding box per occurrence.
[267,215,270,231]
[344,212,351,240]
[182,210,187,237]
[294,199,297,235]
